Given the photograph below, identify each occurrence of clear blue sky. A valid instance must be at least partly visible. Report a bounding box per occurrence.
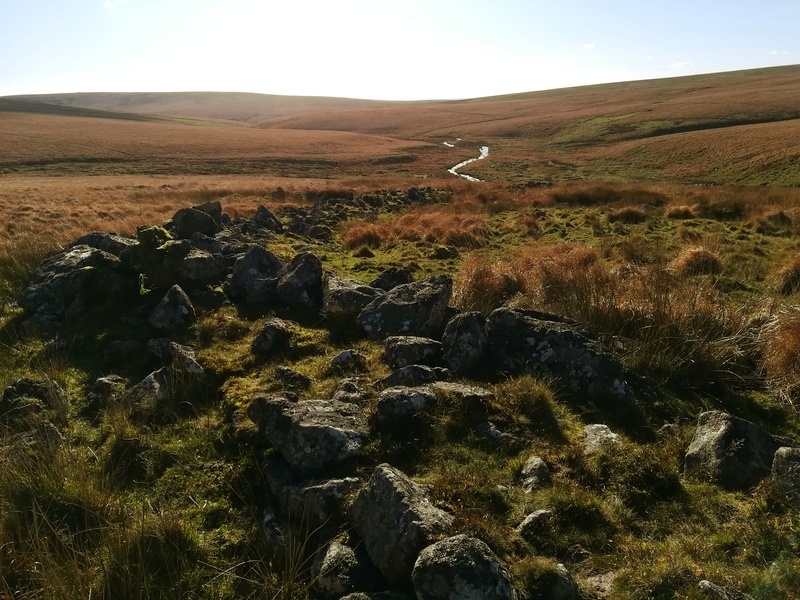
[1,0,797,100]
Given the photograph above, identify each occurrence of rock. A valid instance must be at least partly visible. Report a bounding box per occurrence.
[428,381,492,426]
[384,336,443,370]
[348,464,454,584]
[516,561,577,600]
[370,266,414,291]
[411,534,516,600]
[312,541,383,600]
[193,200,223,228]
[175,249,227,287]
[276,252,323,312]
[375,387,438,429]
[71,232,137,256]
[375,365,448,389]
[698,580,752,600]
[520,456,551,492]
[331,378,370,404]
[148,285,196,333]
[684,411,784,489]
[171,207,218,239]
[771,446,800,491]
[119,367,184,423]
[322,274,383,325]
[358,275,453,340]
[441,312,489,374]
[330,350,368,373]
[224,245,285,305]
[274,366,312,391]
[253,205,283,231]
[1,378,65,427]
[93,375,127,398]
[429,245,458,260]
[247,396,368,472]
[166,342,205,378]
[18,245,135,337]
[486,307,631,400]
[251,318,292,356]
[584,424,621,455]
[264,463,361,533]
[516,509,554,540]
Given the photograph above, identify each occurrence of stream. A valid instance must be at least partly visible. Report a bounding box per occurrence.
[447,145,489,182]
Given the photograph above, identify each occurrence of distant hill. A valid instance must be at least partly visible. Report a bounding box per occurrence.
[3,65,799,184]
[3,91,412,124]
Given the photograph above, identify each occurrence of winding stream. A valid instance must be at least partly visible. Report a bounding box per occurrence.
[447,145,489,182]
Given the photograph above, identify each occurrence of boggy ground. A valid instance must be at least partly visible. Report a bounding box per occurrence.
[2,180,800,598]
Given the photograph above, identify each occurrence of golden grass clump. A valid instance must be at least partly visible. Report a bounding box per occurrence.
[669,246,723,276]
[664,205,697,219]
[774,258,800,296]
[759,309,800,405]
[607,206,648,224]
[341,221,389,250]
[453,254,526,314]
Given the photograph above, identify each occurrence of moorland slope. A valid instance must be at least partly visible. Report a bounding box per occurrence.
[3,65,800,183]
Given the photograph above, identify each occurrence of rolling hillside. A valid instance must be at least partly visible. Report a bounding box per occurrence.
[3,65,799,184]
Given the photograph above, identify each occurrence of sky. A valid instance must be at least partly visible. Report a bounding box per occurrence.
[1,0,798,101]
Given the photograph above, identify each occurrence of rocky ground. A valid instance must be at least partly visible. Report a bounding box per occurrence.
[3,190,800,599]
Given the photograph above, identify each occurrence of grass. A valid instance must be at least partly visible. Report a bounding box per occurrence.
[3,166,800,598]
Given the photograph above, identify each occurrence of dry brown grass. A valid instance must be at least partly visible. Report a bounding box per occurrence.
[669,247,723,276]
[759,309,800,405]
[774,258,800,296]
[664,205,696,219]
[608,206,648,224]
[452,255,526,314]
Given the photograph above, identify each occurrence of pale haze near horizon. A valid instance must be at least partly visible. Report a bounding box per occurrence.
[1,0,797,101]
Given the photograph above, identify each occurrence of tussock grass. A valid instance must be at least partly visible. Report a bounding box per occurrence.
[664,204,697,219]
[774,258,800,295]
[670,246,723,276]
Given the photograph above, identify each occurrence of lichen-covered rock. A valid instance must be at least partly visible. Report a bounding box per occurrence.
[148,285,196,333]
[247,395,368,472]
[224,245,285,305]
[772,446,800,491]
[330,350,368,373]
[273,366,312,391]
[253,205,283,231]
[171,206,218,239]
[698,580,752,600]
[323,274,383,324]
[348,464,454,584]
[251,318,292,356]
[486,307,631,400]
[358,275,452,340]
[516,509,554,540]
[312,541,384,600]
[583,424,621,455]
[442,312,488,374]
[375,386,438,429]
[174,249,227,287]
[71,232,136,256]
[515,561,577,600]
[263,460,361,533]
[684,411,784,489]
[18,244,135,337]
[1,377,67,428]
[411,534,516,600]
[375,365,448,389]
[428,381,493,426]
[520,455,552,492]
[276,252,323,312]
[384,336,443,370]
[370,266,414,291]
